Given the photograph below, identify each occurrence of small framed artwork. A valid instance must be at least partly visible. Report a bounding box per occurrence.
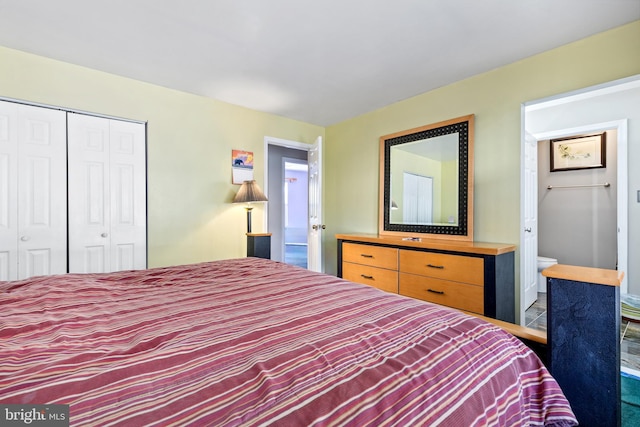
[232,149,254,184]
[550,133,606,172]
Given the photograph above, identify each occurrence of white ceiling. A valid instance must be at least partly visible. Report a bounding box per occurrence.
[0,1,638,126]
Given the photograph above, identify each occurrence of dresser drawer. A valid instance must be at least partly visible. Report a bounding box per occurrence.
[343,262,399,293]
[399,250,483,286]
[399,273,484,314]
[343,243,398,270]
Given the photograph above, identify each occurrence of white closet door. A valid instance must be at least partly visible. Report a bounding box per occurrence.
[68,114,110,273]
[109,119,146,271]
[68,114,146,273]
[0,101,19,280]
[402,172,433,225]
[0,101,67,280]
[17,104,67,279]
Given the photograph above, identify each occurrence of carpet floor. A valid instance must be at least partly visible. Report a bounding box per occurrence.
[622,371,640,426]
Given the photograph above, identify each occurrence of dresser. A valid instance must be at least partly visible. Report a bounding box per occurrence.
[337,234,516,322]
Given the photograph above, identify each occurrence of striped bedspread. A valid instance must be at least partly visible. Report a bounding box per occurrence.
[0,258,576,426]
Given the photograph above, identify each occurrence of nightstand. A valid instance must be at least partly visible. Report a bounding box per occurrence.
[246,233,271,259]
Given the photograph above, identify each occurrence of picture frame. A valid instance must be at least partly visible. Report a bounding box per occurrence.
[232,149,254,184]
[550,133,606,172]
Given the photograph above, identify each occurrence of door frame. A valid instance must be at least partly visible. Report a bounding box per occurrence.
[520,76,637,324]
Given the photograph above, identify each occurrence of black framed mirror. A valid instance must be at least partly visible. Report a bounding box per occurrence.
[379,115,474,241]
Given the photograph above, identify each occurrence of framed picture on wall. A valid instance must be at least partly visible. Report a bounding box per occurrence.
[550,133,606,172]
[232,149,254,184]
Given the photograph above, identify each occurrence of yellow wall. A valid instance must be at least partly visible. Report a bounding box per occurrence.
[0,45,324,267]
[324,21,640,310]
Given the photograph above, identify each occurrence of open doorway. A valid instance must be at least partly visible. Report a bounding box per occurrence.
[265,138,309,266]
[283,159,309,267]
[520,75,639,325]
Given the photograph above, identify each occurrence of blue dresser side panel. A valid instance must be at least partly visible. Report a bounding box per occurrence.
[547,277,620,427]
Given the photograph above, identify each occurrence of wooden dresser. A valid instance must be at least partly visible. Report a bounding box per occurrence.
[337,234,516,322]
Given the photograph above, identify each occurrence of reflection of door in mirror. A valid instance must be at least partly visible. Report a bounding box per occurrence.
[401,173,433,224]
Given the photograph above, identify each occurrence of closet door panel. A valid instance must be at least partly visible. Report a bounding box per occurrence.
[17,104,66,279]
[68,114,110,273]
[68,114,146,273]
[0,101,18,280]
[110,120,146,271]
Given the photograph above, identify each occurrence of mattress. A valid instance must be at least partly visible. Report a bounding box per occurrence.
[0,258,576,426]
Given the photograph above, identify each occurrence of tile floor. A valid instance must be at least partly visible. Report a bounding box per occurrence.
[525,292,640,372]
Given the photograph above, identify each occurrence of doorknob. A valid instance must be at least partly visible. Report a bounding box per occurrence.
[524,227,532,233]
[101,233,109,238]
[20,236,30,242]
[312,224,326,231]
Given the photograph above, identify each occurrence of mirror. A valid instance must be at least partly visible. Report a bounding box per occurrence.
[379,115,474,241]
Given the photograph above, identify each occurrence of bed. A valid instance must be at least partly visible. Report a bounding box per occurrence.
[0,258,576,426]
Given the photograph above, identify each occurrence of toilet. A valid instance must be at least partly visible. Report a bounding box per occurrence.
[537,256,558,293]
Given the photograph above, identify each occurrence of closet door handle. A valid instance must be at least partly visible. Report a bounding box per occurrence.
[101,233,109,238]
[20,236,30,242]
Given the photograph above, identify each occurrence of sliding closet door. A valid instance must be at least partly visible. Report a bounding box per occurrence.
[0,101,19,280]
[68,113,146,273]
[109,119,146,271]
[0,100,67,280]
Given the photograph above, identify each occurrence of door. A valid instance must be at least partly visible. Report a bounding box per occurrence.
[0,101,67,280]
[68,114,109,272]
[68,114,146,273]
[307,136,323,272]
[108,119,147,271]
[522,132,538,310]
[18,104,68,279]
[403,172,433,224]
[0,101,17,280]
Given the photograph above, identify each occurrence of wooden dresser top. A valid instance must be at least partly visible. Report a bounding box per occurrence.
[542,264,623,287]
[336,233,516,256]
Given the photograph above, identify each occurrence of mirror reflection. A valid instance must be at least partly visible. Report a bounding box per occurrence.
[389,133,459,226]
[379,115,474,240]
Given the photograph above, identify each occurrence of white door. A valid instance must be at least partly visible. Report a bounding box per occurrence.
[68,114,109,273]
[0,101,67,280]
[307,136,323,272]
[17,104,67,279]
[0,100,19,280]
[403,173,433,224]
[109,119,146,271]
[522,132,538,311]
[68,114,146,273]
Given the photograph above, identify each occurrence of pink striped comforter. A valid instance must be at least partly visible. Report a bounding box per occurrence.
[0,258,576,426]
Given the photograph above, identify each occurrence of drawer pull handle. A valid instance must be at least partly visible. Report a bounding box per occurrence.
[360,254,374,258]
[361,274,374,280]
[427,264,444,269]
[427,289,445,295]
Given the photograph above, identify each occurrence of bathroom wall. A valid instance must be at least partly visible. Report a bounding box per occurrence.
[537,130,618,269]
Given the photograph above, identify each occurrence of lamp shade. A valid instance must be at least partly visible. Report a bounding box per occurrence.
[233,180,268,203]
